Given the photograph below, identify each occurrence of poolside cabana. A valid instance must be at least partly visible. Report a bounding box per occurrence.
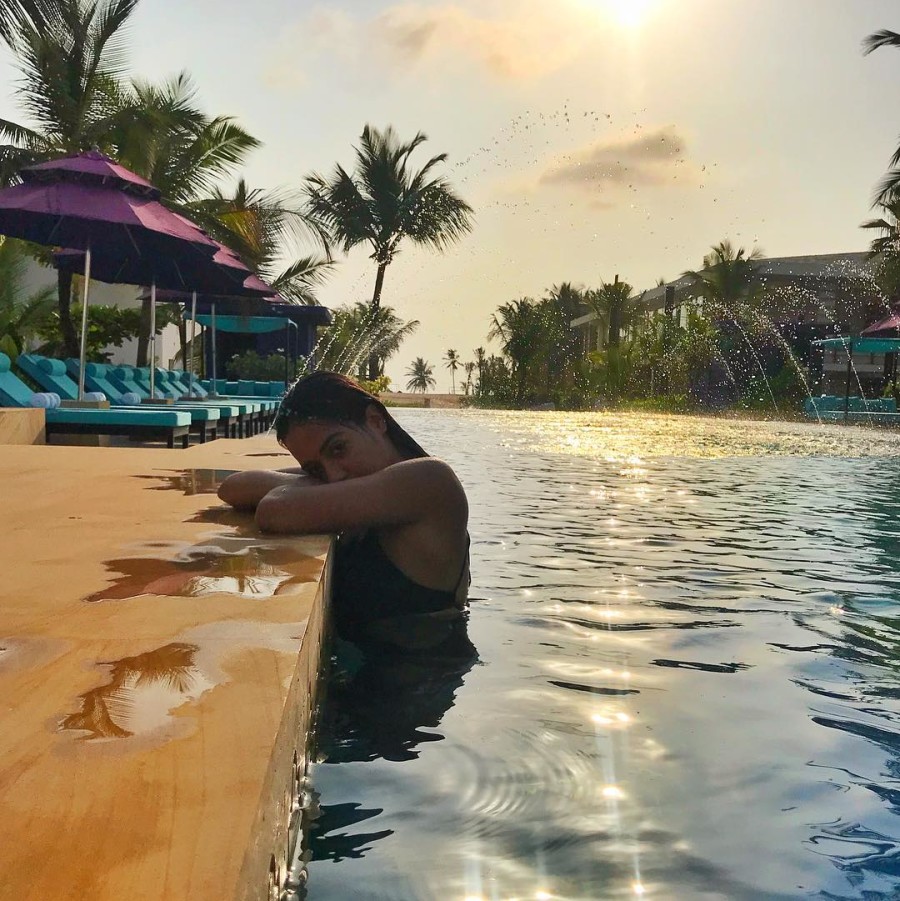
[185,309,299,388]
[812,336,900,419]
[187,297,331,381]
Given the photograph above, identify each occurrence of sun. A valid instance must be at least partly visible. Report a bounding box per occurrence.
[606,0,655,28]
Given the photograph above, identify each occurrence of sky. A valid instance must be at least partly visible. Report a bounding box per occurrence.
[1,0,900,389]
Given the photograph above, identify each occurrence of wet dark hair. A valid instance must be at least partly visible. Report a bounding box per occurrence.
[274,371,428,459]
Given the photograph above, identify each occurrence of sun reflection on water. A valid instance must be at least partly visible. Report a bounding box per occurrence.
[300,410,900,899]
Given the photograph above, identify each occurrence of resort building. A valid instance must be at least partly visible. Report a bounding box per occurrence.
[571,252,897,395]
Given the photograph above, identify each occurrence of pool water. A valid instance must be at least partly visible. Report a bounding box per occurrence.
[295,410,900,901]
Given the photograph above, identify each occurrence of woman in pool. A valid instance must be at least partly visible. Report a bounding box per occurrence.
[217,371,472,657]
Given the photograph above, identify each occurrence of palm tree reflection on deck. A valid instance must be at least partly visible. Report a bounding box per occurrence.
[60,643,204,740]
[85,539,322,602]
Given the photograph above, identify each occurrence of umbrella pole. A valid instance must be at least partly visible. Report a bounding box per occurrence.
[284,322,290,388]
[149,282,157,400]
[77,246,92,401]
[210,303,218,395]
[189,291,197,396]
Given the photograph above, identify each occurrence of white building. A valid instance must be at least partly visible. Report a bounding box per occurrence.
[21,259,183,366]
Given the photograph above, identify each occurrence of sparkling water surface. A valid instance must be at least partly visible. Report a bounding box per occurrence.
[299,410,900,901]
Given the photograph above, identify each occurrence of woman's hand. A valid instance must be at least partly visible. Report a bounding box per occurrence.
[217,468,318,511]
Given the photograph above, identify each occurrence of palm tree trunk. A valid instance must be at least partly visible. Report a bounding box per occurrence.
[368,261,388,379]
[136,297,151,367]
[57,270,80,358]
[516,364,527,406]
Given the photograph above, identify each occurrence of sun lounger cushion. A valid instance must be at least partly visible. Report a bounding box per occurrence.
[29,392,60,408]
[45,407,191,427]
[39,357,67,376]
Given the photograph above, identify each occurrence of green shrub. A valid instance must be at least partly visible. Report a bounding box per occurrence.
[226,350,289,381]
[359,374,391,395]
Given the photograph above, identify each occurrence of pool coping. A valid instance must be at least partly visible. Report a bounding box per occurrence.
[0,436,330,901]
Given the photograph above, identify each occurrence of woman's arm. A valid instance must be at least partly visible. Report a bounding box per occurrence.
[255,458,466,535]
[217,468,315,511]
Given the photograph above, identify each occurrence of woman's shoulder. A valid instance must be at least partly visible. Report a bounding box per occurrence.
[385,457,466,498]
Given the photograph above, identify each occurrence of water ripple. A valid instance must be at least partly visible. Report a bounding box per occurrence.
[299,411,900,901]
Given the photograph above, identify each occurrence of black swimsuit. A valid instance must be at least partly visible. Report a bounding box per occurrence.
[331,530,472,656]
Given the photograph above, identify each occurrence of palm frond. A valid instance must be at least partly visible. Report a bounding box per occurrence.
[268,255,335,305]
[0,0,61,50]
[863,29,900,55]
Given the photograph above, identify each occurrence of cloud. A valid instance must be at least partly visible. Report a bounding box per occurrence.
[539,126,702,203]
[264,2,601,88]
[371,2,596,80]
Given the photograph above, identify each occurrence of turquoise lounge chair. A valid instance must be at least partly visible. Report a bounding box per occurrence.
[109,365,259,438]
[181,376,280,430]
[0,353,191,448]
[52,358,218,443]
[152,368,266,436]
[62,359,224,442]
[153,368,277,433]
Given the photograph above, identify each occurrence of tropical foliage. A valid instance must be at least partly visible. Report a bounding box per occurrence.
[681,240,763,318]
[469,240,815,412]
[225,350,288,382]
[304,125,473,378]
[314,302,419,379]
[0,236,55,360]
[405,357,435,393]
[0,0,331,361]
[34,300,179,362]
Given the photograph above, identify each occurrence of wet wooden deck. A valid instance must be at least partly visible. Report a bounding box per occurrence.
[0,436,329,901]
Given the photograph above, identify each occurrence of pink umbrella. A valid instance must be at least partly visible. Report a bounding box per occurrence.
[0,150,220,398]
[862,310,900,337]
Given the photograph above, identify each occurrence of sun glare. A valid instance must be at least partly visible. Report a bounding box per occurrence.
[607,0,655,28]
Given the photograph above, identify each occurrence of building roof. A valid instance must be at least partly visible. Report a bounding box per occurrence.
[570,252,875,329]
[640,252,872,307]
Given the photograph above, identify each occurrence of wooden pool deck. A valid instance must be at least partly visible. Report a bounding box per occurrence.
[0,436,329,901]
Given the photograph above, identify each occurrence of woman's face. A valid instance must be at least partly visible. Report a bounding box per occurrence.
[282,406,401,483]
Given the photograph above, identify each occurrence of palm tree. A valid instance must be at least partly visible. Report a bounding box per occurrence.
[316,302,419,378]
[463,361,476,396]
[105,74,262,364]
[474,346,487,395]
[405,357,435,393]
[444,348,460,393]
[488,298,544,404]
[539,281,584,395]
[861,200,900,303]
[864,30,900,201]
[304,125,474,378]
[584,276,642,349]
[682,241,763,320]
[0,0,142,354]
[0,236,56,360]
[201,178,333,304]
[0,0,139,169]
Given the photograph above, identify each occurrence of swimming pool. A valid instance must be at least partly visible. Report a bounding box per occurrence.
[295,410,900,900]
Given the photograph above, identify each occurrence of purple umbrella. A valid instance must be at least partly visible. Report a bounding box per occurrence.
[0,150,220,398]
[55,237,276,393]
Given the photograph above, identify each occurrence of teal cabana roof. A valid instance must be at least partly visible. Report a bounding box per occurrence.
[813,337,900,354]
[185,313,296,334]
